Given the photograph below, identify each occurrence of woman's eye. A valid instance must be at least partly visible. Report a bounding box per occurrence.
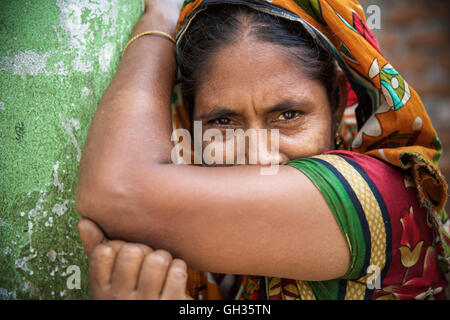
[211,118,231,126]
[277,111,300,121]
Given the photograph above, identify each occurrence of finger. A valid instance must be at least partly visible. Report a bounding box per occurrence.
[136,250,173,299]
[110,244,147,297]
[160,259,189,300]
[89,240,125,289]
[89,244,117,290]
[131,243,153,256]
[77,219,106,257]
[104,240,127,252]
[106,241,152,258]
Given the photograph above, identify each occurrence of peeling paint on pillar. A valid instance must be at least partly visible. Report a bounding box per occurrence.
[0,0,143,299]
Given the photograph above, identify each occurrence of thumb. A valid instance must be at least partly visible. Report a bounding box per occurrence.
[77,219,106,258]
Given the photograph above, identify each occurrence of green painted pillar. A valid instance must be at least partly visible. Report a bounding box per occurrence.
[0,0,143,299]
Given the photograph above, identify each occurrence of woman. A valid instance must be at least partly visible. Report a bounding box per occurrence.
[76,0,450,300]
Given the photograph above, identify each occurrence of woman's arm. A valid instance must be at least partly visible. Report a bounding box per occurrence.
[76,0,350,281]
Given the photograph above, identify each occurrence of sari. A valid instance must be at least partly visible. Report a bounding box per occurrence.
[169,0,450,300]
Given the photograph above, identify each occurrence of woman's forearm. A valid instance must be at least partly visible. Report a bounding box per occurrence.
[76,11,177,233]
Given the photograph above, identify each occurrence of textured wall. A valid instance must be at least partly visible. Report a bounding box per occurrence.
[0,0,143,299]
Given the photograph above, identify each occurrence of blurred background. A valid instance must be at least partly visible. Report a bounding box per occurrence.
[359,0,450,212]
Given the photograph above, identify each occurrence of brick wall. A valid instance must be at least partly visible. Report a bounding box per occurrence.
[359,0,450,212]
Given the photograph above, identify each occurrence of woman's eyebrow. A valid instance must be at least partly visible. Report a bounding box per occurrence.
[199,101,309,119]
[198,107,240,120]
[266,100,309,113]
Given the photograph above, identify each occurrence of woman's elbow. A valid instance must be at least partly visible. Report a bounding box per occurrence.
[75,164,167,240]
[75,182,103,222]
[75,172,129,223]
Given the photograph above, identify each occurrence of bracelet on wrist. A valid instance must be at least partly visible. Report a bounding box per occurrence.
[122,30,176,57]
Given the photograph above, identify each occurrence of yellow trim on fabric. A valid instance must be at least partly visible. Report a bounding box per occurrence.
[313,155,387,300]
[345,233,353,255]
[296,280,317,300]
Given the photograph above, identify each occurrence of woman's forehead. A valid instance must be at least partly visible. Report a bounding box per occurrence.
[198,42,326,104]
[195,41,320,98]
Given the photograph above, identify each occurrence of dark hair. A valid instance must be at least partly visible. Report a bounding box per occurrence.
[178,4,340,114]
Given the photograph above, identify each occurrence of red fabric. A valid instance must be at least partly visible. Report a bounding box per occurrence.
[329,151,447,300]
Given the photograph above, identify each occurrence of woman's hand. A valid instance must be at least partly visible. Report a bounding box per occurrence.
[77,219,192,300]
[142,0,182,36]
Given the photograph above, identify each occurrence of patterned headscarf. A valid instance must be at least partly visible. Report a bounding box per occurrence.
[171,0,449,268]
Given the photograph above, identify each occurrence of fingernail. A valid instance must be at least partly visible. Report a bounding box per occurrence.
[174,268,186,277]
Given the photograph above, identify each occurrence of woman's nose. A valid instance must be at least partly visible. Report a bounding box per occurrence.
[253,149,291,166]
[243,129,286,166]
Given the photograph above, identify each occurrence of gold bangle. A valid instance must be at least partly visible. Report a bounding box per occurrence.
[122,30,176,57]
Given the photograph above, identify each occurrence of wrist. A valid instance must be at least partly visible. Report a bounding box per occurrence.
[138,10,177,38]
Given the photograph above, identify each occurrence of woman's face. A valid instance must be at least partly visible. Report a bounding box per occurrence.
[193,39,346,165]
